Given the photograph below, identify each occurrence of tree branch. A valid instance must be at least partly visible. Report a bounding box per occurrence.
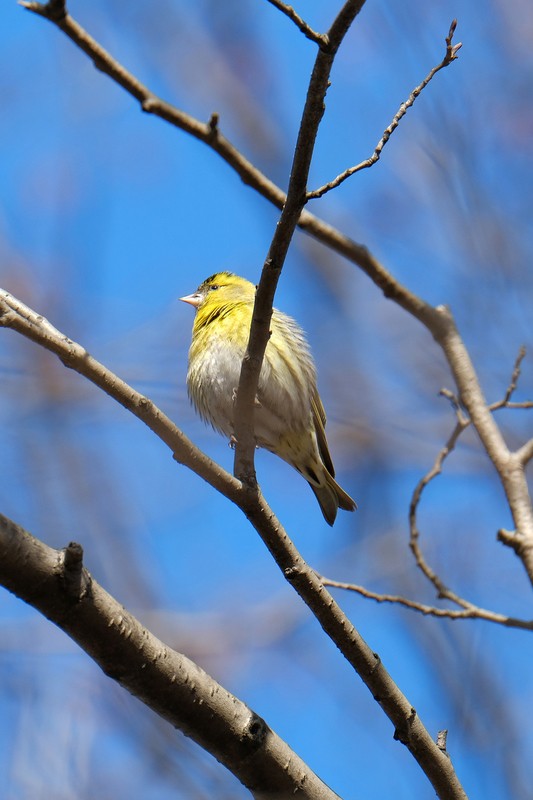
[0,288,467,800]
[433,309,533,584]
[317,575,533,631]
[0,289,241,502]
[264,0,327,47]
[308,20,462,199]
[232,0,367,488]
[11,0,530,790]
[17,0,444,333]
[0,513,340,800]
[409,347,533,598]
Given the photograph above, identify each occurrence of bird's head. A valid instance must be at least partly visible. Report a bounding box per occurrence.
[180,272,255,323]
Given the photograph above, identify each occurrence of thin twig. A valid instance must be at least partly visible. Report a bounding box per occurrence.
[317,575,533,631]
[409,419,471,606]
[409,345,533,601]
[500,345,527,405]
[307,19,462,199]
[264,0,327,46]
[320,346,532,631]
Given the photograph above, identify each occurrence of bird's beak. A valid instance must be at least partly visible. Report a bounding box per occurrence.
[179,291,202,308]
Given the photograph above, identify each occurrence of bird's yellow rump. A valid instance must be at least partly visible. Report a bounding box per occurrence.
[180,272,356,525]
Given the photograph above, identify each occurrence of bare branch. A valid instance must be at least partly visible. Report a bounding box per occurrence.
[18,0,533,591]
[409,345,533,597]
[232,0,367,489]
[317,575,533,631]
[434,308,533,583]
[408,417,476,606]
[264,0,327,47]
[308,19,462,200]
[0,287,467,800]
[17,0,443,337]
[436,730,449,755]
[0,514,340,800]
[0,289,240,501]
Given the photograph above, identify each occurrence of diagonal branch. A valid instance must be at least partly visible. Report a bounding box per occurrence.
[0,288,467,800]
[0,289,240,501]
[516,438,533,466]
[308,20,462,199]
[0,515,341,800]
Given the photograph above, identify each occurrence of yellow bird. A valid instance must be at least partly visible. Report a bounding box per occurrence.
[180,272,356,525]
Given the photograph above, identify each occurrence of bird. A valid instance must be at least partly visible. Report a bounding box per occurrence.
[180,272,356,525]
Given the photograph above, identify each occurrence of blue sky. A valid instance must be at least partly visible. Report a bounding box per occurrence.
[1,1,533,798]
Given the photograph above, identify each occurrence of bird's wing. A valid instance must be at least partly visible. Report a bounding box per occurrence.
[311,389,335,477]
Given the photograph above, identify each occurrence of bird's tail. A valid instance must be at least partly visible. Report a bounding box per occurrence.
[309,472,357,527]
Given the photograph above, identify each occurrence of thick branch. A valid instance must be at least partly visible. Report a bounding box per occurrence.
[0,289,467,800]
[0,514,340,800]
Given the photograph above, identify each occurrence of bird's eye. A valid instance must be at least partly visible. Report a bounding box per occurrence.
[209,284,220,291]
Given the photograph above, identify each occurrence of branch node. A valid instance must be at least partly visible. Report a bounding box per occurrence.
[393,707,417,744]
[446,19,462,62]
[436,729,449,755]
[497,528,522,553]
[141,96,157,113]
[242,712,268,751]
[58,541,91,601]
[208,112,220,140]
[284,564,303,582]
[369,652,381,674]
